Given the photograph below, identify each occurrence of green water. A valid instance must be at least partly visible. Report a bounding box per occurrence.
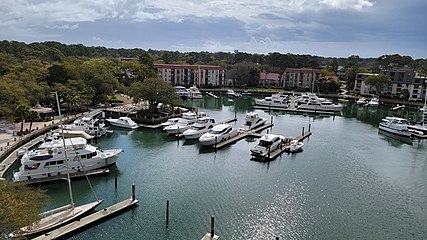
[41,97,427,239]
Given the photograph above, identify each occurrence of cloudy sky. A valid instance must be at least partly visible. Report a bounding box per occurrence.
[1,0,426,58]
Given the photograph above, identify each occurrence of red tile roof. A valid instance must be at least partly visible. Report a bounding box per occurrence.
[154,64,224,70]
[284,68,321,74]
[260,72,281,81]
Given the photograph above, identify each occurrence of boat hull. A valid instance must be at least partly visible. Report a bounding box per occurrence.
[379,124,412,137]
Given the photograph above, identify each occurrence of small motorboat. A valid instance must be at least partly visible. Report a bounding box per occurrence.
[289,140,304,153]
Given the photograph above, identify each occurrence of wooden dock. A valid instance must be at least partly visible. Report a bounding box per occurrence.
[34,198,139,240]
[201,233,220,240]
[212,123,273,149]
[139,123,163,129]
[251,131,312,161]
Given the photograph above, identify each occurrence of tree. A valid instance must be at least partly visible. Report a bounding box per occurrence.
[27,110,40,132]
[130,78,179,112]
[80,58,119,104]
[364,74,391,96]
[345,67,367,90]
[14,104,30,135]
[0,181,49,237]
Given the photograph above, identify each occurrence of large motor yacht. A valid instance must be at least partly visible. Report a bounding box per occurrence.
[13,137,123,182]
[187,86,203,99]
[250,134,286,158]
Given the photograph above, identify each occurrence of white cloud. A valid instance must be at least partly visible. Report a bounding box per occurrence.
[319,0,374,11]
[45,24,79,30]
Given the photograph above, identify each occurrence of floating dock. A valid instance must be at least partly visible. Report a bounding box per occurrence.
[212,123,273,149]
[391,105,405,111]
[34,197,139,240]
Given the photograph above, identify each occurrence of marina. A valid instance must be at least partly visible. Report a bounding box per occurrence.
[2,96,427,239]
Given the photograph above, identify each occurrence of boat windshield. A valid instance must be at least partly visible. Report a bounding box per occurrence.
[258,140,272,148]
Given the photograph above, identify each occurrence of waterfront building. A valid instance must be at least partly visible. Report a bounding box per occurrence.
[154,64,225,87]
[282,68,321,90]
[354,69,427,101]
[259,71,281,86]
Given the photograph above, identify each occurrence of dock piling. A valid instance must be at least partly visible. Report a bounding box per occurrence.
[132,184,136,201]
[210,215,215,237]
[309,123,311,132]
[270,116,273,124]
[302,127,305,135]
[166,200,170,227]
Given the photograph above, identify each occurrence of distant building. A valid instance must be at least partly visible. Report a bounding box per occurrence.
[154,64,226,87]
[354,73,378,95]
[354,69,427,101]
[336,66,346,81]
[282,68,321,90]
[259,71,281,86]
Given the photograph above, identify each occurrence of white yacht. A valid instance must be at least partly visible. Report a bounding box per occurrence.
[163,111,202,134]
[254,93,289,108]
[13,137,123,182]
[367,96,380,107]
[379,117,412,137]
[226,89,241,98]
[356,97,368,106]
[298,99,343,112]
[250,134,286,158]
[183,116,216,140]
[289,140,304,153]
[239,112,267,132]
[187,86,203,99]
[106,116,138,129]
[62,117,107,138]
[199,124,238,146]
[174,86,189,99]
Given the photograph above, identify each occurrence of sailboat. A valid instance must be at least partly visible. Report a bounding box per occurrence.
[12,92,103,238]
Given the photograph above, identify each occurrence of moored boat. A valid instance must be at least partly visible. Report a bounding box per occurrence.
[239,112,267,132]
[106,116,138,129]
[378,117,412,137]
[289,140,304,153]
[199,123,238,146]
[183,116,216,140]
[250,134,286,158]
[13,137,123,182]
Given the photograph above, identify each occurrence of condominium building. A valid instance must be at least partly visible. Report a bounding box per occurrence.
[354,69,427,101]
[282,68,321,90]
[154,64,225,87]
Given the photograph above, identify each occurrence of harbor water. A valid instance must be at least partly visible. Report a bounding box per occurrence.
[40,96,427,239]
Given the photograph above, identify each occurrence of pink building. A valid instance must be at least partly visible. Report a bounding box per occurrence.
[259,71,281,86]
[154,64,225,87]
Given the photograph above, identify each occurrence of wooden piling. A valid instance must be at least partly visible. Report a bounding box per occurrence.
[132,184,136,201]
[302,127,305,135]
[309,123,311,132]
[166,200,170,227]
[210,215,215,237]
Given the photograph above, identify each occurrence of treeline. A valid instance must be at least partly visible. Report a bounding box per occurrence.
[1,40,426,122]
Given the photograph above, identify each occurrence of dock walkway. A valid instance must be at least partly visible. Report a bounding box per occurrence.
[34,198,139,240]
[212,123,273,149]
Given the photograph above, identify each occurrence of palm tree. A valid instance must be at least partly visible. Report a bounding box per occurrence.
[14,104,30,135]
[27,110,40,132]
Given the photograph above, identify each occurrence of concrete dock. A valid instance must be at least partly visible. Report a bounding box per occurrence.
[34,198,139,240]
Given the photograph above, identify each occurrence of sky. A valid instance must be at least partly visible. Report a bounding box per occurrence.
[0,0,426,58]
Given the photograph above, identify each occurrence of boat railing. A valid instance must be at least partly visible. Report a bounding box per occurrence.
[40,204,73,217]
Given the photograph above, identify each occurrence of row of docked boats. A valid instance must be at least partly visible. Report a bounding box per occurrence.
[161,111,268,144]
[379,115,427,138]
[174,86,203,99]
[254,92,343,112]
[356,96,380,107]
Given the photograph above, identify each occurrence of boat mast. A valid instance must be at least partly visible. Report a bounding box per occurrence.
[54,92,75,209]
